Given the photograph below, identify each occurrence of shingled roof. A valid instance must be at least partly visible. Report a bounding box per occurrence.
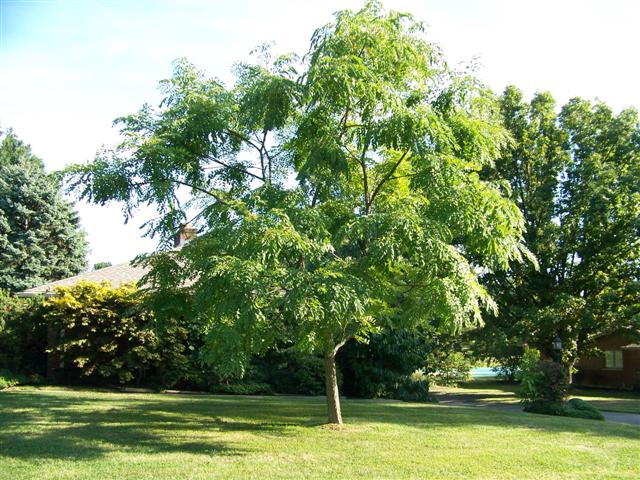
[17,261,149,297]
[16,225,199,297]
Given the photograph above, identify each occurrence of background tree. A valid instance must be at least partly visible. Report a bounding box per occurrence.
[93,262,112,270]
[338,329,432,399]
[474,87,640,379]
[68,2,529,424]
[0,130,88,292]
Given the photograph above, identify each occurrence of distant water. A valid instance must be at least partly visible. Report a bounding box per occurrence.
[470,366,499,378]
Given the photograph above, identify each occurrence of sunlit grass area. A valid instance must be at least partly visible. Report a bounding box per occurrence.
[570,388,640,414]
[431,380,521,405]
[431,379,640,414]
[1,386,639,480]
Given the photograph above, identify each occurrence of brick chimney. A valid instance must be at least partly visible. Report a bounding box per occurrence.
[174,223,198,248]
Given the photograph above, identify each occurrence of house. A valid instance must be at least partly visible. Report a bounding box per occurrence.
[17,261,150,298]
[17,224,197,298]
[574,331,640,391]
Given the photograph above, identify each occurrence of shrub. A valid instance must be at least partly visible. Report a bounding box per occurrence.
[0,377,16,390]
[148,316,193,388]
[517,348,568,406]
[426,351,473,386]
[338,328,476,400]
[395,370,431,402]
[44,282,189,386]
[0,290,47,375]
[0,369,27,390]
[564,398,605,420]
[524,398,604,420]
[523,400,566,416]
[337,329,431,399]
[515,347,599,420]
[44,282,159,384]
[515,347,541,394]
[493,363,520,382]
[215,382,273,395]
[536,360,570,403]
[255,350,327,396]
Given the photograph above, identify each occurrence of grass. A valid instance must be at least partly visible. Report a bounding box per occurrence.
[570,388,640,414]
[432,380,640,414]
[431,380,521,405]
[1,387,639,479]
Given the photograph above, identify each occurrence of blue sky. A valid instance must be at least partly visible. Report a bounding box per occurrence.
[1,0,639,267]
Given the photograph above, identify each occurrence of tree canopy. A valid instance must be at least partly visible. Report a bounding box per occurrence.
[68,1,530,424]
[0,130,87,292]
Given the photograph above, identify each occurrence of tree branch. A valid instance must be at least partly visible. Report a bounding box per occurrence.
[332,335,351,355]
[261,129,272,182]
[207,156,265,182]
[224,128,262,152]
[131,178,232,209]
[368,151,410,210]
[359,137,370,214]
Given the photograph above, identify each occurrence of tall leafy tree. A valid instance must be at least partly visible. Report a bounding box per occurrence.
[0,130,87,292]
[476,87,640,378]
[68,2,529,424]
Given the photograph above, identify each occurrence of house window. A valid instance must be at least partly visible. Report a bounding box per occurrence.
[604,350,623,369]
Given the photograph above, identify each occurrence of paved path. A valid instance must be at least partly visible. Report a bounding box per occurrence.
[432,391,640,426]
[602,411,640,425]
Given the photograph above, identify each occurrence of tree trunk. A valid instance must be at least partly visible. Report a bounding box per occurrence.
[323,349,343,425]
[566,358,576,385]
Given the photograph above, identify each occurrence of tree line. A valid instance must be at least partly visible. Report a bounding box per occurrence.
[1,1,638,424]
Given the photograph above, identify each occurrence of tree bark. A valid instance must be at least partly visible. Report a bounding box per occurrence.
[566,358,576,385]
[323,349,343,425]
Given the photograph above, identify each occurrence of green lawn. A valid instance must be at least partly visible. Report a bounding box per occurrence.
[570,388,640,414]
[431,380,521,405]
[432,380,640,414]
[1,387,639,479]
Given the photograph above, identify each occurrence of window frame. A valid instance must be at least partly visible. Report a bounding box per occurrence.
[604,350,624,369]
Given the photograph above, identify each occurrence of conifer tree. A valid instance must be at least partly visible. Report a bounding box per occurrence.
[0,130,88,292]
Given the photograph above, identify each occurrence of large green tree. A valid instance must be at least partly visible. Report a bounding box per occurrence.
[0,130,87,292]
[68,2,529,424]
[475,87,640,379]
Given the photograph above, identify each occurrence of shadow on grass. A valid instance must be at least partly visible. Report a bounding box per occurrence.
[0,388,638,462]
[0,391,304,461]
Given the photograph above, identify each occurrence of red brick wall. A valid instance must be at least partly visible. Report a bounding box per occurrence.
[575,334,640,389]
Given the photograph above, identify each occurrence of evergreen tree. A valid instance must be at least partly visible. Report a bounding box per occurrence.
[0,130,88,292]
[93,262,112,271]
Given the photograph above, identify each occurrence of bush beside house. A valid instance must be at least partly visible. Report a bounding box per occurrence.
[44,282,186,386]
[2,281,471,400]
[0,289,47,378]
[0,282,330,393]
[517,348,604,420]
